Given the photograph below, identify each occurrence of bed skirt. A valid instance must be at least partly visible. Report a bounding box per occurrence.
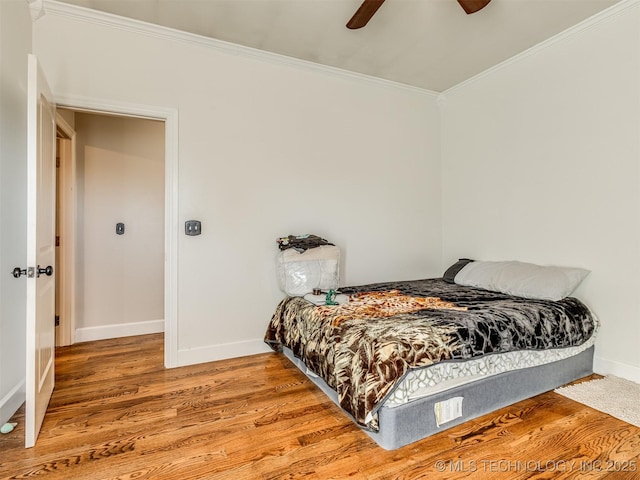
[282,346,594,450]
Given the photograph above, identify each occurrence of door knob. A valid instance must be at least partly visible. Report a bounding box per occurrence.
[37,265,53,277]
[12,267,26,278]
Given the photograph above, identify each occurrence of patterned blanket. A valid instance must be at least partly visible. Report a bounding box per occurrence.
[264,278,596,431]
[316,290,467,326]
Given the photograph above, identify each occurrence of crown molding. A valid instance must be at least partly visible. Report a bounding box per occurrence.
[443,0,640,96]
[41,0,439,99]
[27,0,45,21]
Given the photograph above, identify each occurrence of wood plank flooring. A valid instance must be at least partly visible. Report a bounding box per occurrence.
[1,334,638,479]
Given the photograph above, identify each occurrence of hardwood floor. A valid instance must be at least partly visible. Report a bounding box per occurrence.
[1,334,638,479]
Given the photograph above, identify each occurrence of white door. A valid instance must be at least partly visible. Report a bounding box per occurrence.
[25,54,57,448]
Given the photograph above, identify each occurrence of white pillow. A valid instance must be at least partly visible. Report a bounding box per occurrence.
[454,260,590,301]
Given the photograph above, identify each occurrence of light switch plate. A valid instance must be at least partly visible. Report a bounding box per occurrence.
[185,220,201,236]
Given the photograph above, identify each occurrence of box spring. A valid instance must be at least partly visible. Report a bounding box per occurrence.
[283,346,594,450]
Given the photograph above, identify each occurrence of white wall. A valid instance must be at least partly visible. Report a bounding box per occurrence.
[0,0,32,424]
[74,113,165,341]
[35,1,634,381]
[33,5,443,365]
[441,3,640,381]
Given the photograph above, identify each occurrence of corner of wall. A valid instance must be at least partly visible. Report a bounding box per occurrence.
[436,93,447,273]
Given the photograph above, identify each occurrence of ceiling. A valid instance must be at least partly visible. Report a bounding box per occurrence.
[56,0,622,92]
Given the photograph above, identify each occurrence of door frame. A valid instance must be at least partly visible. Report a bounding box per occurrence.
[55,113,76,347]
[55,95,179,368]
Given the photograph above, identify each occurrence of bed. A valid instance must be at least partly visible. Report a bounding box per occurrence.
[264,260,597,450]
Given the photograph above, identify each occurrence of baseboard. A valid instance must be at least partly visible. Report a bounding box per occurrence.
[0,380,25,426]
[594,354,640,384]
[75,319,165,343]
[175,339,272,367]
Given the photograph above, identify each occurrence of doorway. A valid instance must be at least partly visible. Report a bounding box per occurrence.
[55,109,166,347]
[55,113,75,346]
[53,97,178,368]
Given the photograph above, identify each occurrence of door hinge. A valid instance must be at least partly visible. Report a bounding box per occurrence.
[56,236,60,247]
[55,315,60,327]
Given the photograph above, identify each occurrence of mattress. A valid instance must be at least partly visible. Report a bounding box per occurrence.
[384,332,596,409]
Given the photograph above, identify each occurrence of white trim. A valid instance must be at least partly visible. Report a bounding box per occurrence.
[443,0,640,96]
[594,355,640,385]
[54,95,177,122]
[176,339,272,368]
[41,0,438,98]
[54,94,180,368]
[163,108,179,369]
[27,0,45,21]
[75,319,165,343]
[0,381,25,426]
[55,112,76,347]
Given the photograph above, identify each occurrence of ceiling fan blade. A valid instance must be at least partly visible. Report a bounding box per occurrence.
[457,0,491,14]
[346,0,386,29]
